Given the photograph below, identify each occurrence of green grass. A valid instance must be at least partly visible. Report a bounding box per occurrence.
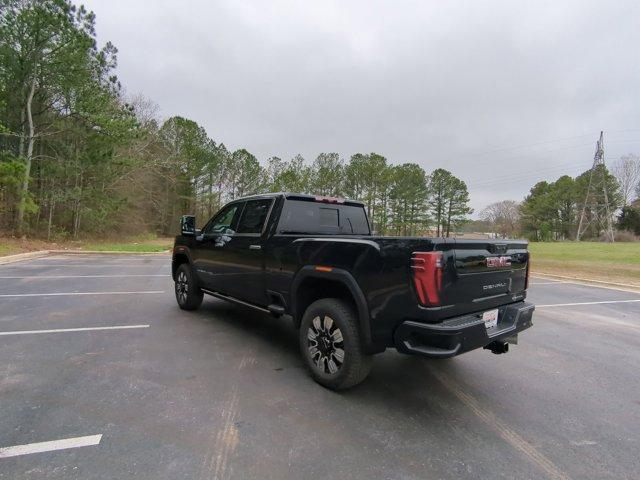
[81,242,171,252]
[0,236,173,257]
[528,241,640,285]
[528,242,640,265]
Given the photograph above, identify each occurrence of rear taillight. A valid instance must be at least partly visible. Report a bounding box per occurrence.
[524,254,531,290]
[411,251,443,307]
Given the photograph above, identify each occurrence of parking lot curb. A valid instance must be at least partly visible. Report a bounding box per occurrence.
[48,249,170,255]
[0,250,51,265]
[533,272,640,293]
[0,249,170,264]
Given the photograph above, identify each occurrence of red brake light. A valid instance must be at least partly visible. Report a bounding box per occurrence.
[314,195,345,204]
[411,251,443,306]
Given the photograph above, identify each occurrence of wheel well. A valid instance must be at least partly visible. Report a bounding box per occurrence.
[293,277,357,329]
[172,253,190,280]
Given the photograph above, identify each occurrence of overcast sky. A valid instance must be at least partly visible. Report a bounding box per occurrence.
[83,0,639,213]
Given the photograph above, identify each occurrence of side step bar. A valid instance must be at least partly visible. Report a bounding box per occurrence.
[267,304,286,315]
[201,289,270,313]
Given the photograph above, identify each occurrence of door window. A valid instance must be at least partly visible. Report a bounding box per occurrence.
[236,199,272,234]
[203,203,242,235]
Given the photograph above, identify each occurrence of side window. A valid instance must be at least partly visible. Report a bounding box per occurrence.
[236,199,272,234]
[203,203,242,235]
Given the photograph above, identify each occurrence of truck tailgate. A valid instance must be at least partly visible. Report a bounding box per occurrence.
[448,239,529,307]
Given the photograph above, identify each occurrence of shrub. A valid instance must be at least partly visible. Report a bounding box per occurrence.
[613,230,639,242]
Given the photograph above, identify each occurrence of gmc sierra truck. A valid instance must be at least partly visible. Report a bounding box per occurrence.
[172,193,534,390]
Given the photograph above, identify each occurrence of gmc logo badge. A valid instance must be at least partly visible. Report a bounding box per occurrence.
[486,256,512,268]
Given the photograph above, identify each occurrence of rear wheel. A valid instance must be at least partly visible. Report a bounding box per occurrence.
[299,298,372,390]
[174,263,203,310]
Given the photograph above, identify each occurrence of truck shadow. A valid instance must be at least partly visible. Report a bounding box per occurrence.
[182,300,551,479]
[197,298,300,355]
[197,297,471,398]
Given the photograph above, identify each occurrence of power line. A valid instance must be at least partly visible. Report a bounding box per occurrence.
[463,133,598,158]
[455,141,596,169]
[467,144,639,189]
[467,160,591,187]
[469,163,583,188]
[467,139,638,188]
[604,139,640,144]
[456,135,638,169]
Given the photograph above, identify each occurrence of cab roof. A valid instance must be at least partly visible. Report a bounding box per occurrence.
[233,192,365,207]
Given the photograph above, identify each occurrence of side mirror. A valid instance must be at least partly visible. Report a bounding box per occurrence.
[180,215,196,236]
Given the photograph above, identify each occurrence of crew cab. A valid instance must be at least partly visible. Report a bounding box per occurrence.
[172,193,534,390]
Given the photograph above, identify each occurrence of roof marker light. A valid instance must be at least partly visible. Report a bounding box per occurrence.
[314,196,345,204]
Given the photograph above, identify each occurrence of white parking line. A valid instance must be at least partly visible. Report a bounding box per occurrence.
[537,299,640,308]
[0,275,168,279]
[529,277,640,294]
[0,290,164,298]
[532,274,640,293]
[0,434,102,459]
[0,325,150,336]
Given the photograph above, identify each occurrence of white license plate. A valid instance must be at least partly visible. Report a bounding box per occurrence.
[482,309,499,329]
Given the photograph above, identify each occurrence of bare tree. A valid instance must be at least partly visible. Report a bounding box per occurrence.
[612,154,640,206]
[481,200,521,238]
[129,93,161,128]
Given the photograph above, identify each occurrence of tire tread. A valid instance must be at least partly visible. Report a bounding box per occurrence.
[175,263,204,311]
[300,298,372,390]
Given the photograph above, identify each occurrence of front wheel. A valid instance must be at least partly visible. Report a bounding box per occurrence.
[299,298,372,390]
[174,263,203,310]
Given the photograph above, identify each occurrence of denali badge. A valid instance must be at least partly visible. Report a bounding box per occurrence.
[483,282,507,290]
[486,256,512,268]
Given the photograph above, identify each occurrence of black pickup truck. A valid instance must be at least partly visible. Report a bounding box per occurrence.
[172,193,534,390]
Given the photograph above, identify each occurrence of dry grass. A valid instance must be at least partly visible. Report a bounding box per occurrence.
[0,236,173,256]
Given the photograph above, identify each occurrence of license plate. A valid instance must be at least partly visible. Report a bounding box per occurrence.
[482,309,499,329]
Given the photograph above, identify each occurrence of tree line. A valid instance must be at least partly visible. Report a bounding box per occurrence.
[0,0,473,240]
[481,154,640,241]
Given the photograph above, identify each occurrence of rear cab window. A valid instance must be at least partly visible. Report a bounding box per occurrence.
[236,199,273,234]
[277,199,370,235]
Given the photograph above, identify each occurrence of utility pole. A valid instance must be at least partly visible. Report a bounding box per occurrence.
[576,131,615,242]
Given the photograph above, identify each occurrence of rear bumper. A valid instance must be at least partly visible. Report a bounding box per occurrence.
[394,301,534,358]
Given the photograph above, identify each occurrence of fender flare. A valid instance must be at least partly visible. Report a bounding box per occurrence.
[290,265,380,353]
[171,246,193,280]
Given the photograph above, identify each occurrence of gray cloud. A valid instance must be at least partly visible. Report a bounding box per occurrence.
[83,0,640,212]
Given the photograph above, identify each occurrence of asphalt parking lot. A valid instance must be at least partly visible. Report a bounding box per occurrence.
[1,254,639,480]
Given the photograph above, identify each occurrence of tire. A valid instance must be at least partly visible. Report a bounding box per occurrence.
[299,298,372,390]
[174,263,204,310]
